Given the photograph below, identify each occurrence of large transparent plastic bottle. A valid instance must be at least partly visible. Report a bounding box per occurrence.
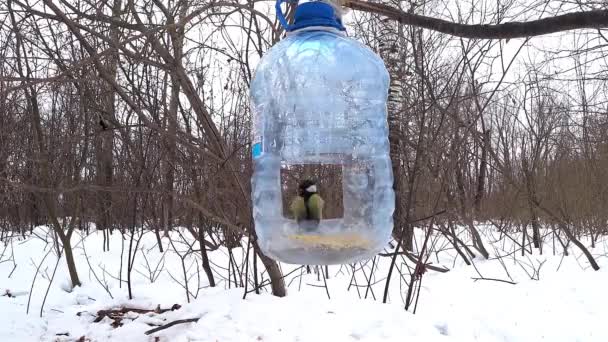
[250,0,394,265]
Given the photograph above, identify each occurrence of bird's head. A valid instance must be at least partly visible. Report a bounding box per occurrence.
[298,179,318,197]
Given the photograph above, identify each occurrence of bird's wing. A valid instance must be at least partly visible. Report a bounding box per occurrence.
[289,196,306,221]
[307,194,324,220]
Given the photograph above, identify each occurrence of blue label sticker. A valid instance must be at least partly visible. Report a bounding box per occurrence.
[252,142,262,158]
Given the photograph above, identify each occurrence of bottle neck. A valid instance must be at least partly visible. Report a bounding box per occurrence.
[287,25,346,36]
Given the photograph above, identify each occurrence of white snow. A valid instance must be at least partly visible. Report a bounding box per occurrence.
[1,224,607,341]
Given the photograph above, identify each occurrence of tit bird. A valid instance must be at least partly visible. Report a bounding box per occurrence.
[289,179,325,228]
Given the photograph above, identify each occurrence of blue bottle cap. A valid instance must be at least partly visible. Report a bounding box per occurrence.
[276,0,346,32]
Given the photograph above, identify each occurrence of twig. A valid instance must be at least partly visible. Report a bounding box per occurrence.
[40,248,63,317]
[321,265,331,300]
[408,210,447,225]
[379,251,449,273]
[144,317,201,335]
[27,246,53,314]
[81,237,113,299]
[363,257,377,300]
[471,277,517,285]
[8,263,17,278]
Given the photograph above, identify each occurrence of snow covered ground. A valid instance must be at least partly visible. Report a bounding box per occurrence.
[1,224,607,341]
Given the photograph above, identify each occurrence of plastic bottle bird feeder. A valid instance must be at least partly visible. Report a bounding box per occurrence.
[250,0,395,265]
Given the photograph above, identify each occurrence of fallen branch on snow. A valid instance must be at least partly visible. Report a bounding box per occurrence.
[3,289,28,298]
[86,304,182,328]
[144,317,202,335]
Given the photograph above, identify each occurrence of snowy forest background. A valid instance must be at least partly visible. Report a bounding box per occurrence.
[1,0,608,341]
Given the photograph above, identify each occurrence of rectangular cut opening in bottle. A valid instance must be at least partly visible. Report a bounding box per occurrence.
[280,163,344,220]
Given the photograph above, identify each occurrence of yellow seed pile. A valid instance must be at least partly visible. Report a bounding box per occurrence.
[287,233,372,250]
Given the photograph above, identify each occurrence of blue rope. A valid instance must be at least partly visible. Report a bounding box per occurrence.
[275,0,298,31]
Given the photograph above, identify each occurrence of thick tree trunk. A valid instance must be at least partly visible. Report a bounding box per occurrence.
[378,12,411,250]
[253,237,286,297]
[95,0,121,246]
[61,235,81,288]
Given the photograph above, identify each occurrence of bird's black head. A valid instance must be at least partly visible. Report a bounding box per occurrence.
[298,179,318,198]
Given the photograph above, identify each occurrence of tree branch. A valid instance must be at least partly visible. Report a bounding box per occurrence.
[144,317,201,335]
[346,0,608,39]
